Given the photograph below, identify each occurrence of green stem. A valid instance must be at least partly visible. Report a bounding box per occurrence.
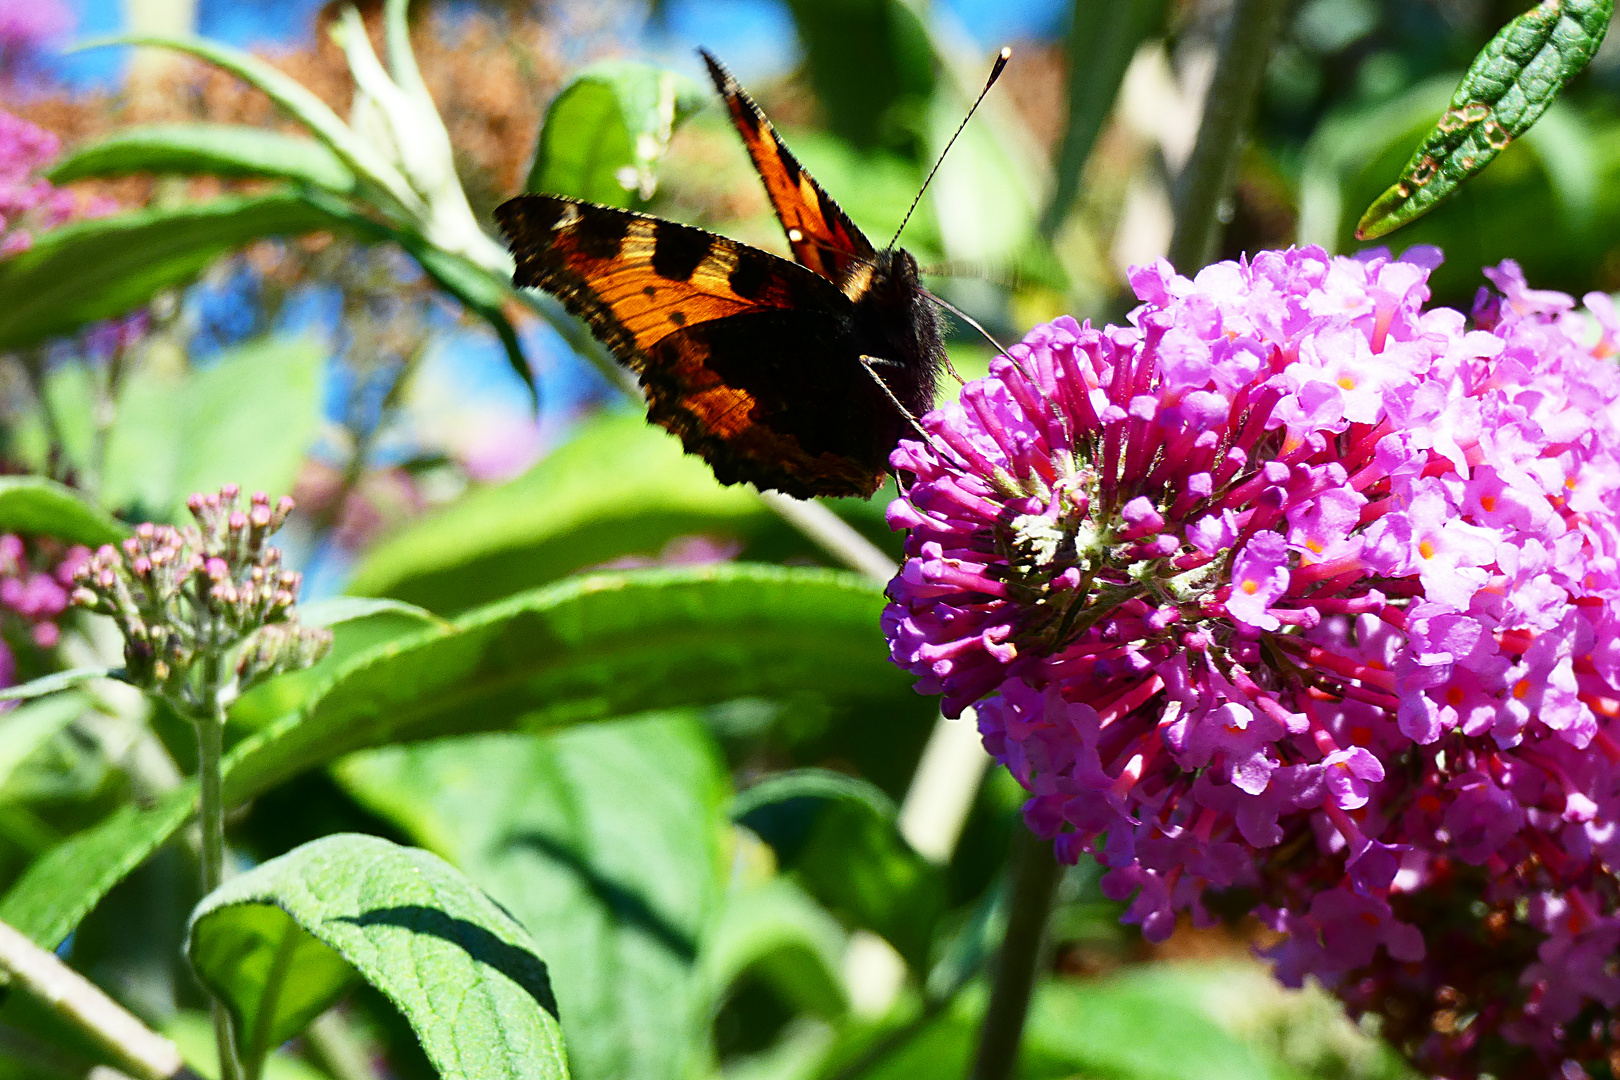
[966,827,1062,1080]
[194,664,244,1080]
[1166,0,1292,273]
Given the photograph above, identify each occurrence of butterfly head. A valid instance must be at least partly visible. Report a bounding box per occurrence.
[841,247,919,304]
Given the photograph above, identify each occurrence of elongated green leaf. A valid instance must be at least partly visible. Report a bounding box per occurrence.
[0,669,117,704]
[79,34,417,216]
[702,878,846,1020]
[229,565,906,798]
[336,717,725,1080]
[0,566,909,948]
[0,194,346,352]
[103,335,323,519]
[188,834,568,1080]
[228,599,445,732]
[525,61,706,208]
[734,769,943,968]
[1042,0,1167,234]
[47,124,356,193]
[349,412,893,614]
[0,477,125,545]
[1356,0,1614,239]
[780,0,936,154]
[299,597,447,630]
[0,785,196,947]
[0,694,87,794]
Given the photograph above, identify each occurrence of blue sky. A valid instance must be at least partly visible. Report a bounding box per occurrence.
[50,0,1067,87]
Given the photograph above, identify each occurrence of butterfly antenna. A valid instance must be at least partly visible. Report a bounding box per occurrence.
[922,289,1009,359]
[886,46,1011,252]
[857,356,967,470]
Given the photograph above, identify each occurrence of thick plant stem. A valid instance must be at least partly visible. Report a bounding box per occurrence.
[194,680,244,1080]
[1166,0,1291,272]
[0,917,201,1080]
[967,827,1062,1080]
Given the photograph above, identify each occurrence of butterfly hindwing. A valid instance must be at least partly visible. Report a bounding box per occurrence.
[496,194,905,497]
[700,49,875,285]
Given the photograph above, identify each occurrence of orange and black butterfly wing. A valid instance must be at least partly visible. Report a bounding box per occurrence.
[700,49,875,285]
[496,194,906,498]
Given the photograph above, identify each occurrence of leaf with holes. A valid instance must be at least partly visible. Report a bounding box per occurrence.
[1356,0,1613,239]
[188,833,568,1080]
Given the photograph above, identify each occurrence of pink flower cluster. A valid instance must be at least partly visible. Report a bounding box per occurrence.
[0,107,118,258]
[883,247,1620,1076]
[0,534,87,686]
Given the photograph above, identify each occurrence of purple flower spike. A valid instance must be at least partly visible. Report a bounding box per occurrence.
[883,247,1620,1076]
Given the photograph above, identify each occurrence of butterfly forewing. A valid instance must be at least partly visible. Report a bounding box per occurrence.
[700,49,875,286]
[496,194,903,498]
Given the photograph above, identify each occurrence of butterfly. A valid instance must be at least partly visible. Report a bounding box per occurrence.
[495,50,950,500]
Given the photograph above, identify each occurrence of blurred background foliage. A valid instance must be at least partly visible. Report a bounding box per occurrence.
[0,0,1609,1078]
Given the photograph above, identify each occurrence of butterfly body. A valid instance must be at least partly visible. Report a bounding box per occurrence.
[496,51,942,499]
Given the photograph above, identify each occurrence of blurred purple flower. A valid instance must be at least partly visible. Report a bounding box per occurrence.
[883,246,1620,1075]
[0,533,87,684]
[0,0,71,90]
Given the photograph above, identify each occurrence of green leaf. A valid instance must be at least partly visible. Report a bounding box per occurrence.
[230,565,906,798]
[78,34,417,216]
[0,694,87,795]
[1356,0,1614,239]
[47,124,356,193]
[103,334,323,519]
[0,477,126,545]
[702,878,847,1020]
[228,599,445,732]
[1021,970,1308,1080]
[349,411,896,614]
[818,971,1306,1080]
[779,0,936,155]
[0,193,346,352]
[0,565,909,948]
[525,61,707,208]
[0,785,196,947]
[734,770,944,968]
[0,669,116,705]
[1042,0,1168,234]
[299,597,447,630]
[335,717,725,1080]
[187,907,356,1070]
[188,833,568,1080]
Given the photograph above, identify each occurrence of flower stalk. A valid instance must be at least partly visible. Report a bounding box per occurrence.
[72,486,331,1080]
[1166,0,1291,272]
[967,828,1062,1080]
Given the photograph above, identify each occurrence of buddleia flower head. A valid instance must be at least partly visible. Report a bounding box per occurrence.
[883,247,1620,1076]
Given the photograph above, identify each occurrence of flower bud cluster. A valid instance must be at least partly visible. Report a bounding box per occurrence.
[884,248,1620,1078]
[72,486,331,714]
